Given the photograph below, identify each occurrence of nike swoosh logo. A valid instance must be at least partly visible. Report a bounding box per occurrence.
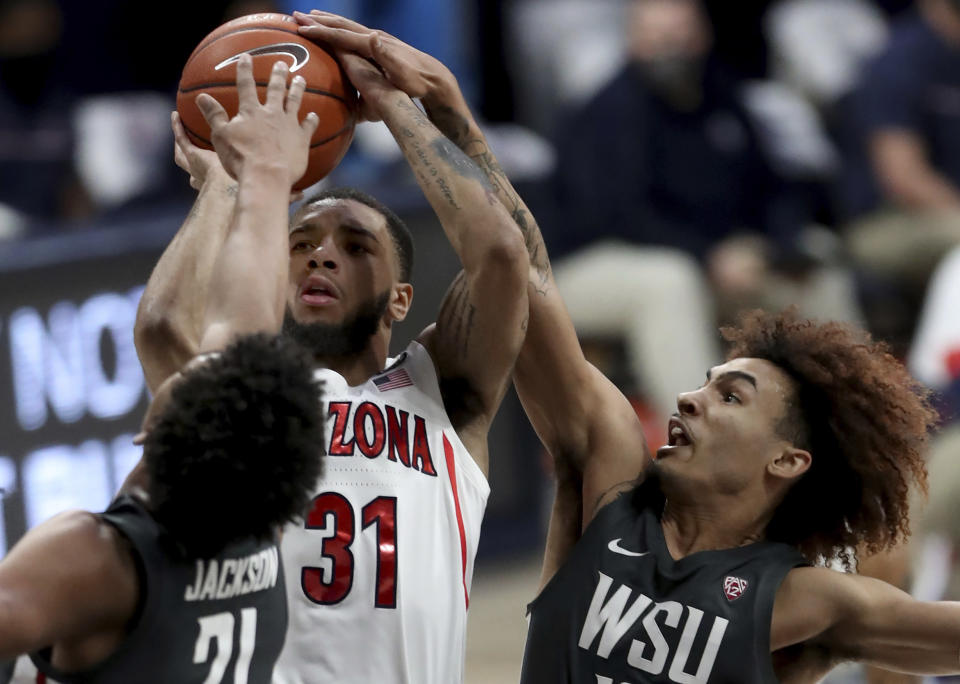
[214,42,311,73]
[607,538,649,557]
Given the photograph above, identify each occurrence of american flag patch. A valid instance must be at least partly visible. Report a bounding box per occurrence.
[373,368,413,391]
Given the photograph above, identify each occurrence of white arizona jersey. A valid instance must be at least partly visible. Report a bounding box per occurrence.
[273,341,489,684]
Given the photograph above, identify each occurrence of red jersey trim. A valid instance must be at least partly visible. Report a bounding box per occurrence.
[443,433,470,611]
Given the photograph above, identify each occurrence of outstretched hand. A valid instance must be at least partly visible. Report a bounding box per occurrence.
[195,53,319,188]
[294,10,456,104]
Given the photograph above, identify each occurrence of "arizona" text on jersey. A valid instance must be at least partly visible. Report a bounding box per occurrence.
[326,401,438,477]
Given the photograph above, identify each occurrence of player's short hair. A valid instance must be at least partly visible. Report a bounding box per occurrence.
[301,187,414,282]
[722,309,937,569]
[143,334,324,558]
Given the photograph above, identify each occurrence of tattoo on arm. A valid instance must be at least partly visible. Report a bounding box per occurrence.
[437,272,475,361]
[424,103,552,294]
[590,480,637,518]
[394,102,497,212]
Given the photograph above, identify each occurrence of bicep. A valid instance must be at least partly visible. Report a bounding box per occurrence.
[774,567,960,675]
[429,262,528,424]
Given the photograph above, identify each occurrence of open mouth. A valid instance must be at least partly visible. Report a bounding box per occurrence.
[299,277,339,306]
[666,416,691,447]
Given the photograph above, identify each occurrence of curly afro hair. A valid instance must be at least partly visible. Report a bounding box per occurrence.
[722,309,937,568]
[143,334,324,558]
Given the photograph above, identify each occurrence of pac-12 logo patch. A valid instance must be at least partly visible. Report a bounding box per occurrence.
[723,576,749,601]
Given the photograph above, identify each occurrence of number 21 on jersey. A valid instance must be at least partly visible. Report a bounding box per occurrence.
[301,492,398,608]
[194,608,257,684]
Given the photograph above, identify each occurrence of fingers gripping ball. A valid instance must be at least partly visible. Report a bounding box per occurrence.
[177,13,358,190]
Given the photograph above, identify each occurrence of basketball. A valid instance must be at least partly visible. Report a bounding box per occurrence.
[176,13,358,190]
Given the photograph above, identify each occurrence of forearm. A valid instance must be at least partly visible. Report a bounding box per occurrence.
[421,85,553,288]
[871,131,960,210]
[850,600,960,675]
[135,170,238,391]
[884,166,960,210]
[198,164,291,351]
[379,92,524,273]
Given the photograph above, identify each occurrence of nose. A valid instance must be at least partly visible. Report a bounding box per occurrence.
[307,244,338,271]
[677,389,702,416]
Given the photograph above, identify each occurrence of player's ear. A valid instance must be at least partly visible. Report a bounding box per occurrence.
[387,283,413,322]
[767,447,811,481]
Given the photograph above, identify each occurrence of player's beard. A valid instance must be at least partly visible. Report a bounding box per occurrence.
[282,290,391,360]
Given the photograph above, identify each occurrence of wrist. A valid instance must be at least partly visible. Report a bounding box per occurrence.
[238,159,295,186]
[202,164,234,189]
[421,72,463,113]
[236,162,294,202]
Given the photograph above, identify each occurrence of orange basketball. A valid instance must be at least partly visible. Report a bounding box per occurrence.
[177,13,358,190]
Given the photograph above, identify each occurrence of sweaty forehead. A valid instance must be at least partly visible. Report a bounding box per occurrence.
[290,198,388,236]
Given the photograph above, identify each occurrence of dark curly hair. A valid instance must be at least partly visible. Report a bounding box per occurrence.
[300,187,414,282]
[143,334,324,558]
[722,310,937,568]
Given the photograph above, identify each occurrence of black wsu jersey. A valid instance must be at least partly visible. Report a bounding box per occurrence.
[31,495,287,684]
[521,491,806,684]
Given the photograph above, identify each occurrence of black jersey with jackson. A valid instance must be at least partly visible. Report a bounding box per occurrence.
[31,495,288,684]
[520,488,807,683]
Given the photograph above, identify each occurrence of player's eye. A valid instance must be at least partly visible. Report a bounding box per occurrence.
[346,243,369,255]
[291,241,312,252]
[722,391,741,404]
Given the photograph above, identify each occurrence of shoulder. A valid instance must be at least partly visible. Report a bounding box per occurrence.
[43,510,139,586]
[27,509,122,557]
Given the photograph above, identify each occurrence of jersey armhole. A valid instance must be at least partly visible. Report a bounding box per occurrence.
[526,494,635,616]
[757,556,810,683]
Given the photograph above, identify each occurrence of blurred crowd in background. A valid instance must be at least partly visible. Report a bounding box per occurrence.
[5,0,960,680]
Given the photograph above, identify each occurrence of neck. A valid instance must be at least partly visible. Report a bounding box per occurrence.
[315,332,392,386]
[659,494,773,559]
[317,349,388,386]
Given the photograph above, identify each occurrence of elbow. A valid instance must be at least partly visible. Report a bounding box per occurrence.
[479,226,530,286]
[134,301,177,352]
[134,313,187,359]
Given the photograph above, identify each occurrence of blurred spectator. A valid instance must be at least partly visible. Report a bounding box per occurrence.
[548,0,860,417]
[765,0,888,108]
[837,0,960,337]
[0,0,90,231]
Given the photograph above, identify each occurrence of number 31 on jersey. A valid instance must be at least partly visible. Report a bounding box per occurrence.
[301,492,398,608]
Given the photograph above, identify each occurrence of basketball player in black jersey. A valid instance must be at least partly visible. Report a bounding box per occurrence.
[302,15,960,682]
[0,56,324,683]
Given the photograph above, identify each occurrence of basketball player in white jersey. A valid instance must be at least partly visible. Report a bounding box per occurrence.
[134,21,529,684]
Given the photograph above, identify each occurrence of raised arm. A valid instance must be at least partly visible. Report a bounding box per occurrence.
[772,566,960,675]
[134,63,309,390]
[297,12,649,515]
[190,56,317,353]
[327,49,528,473]
[134,119,237,393]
